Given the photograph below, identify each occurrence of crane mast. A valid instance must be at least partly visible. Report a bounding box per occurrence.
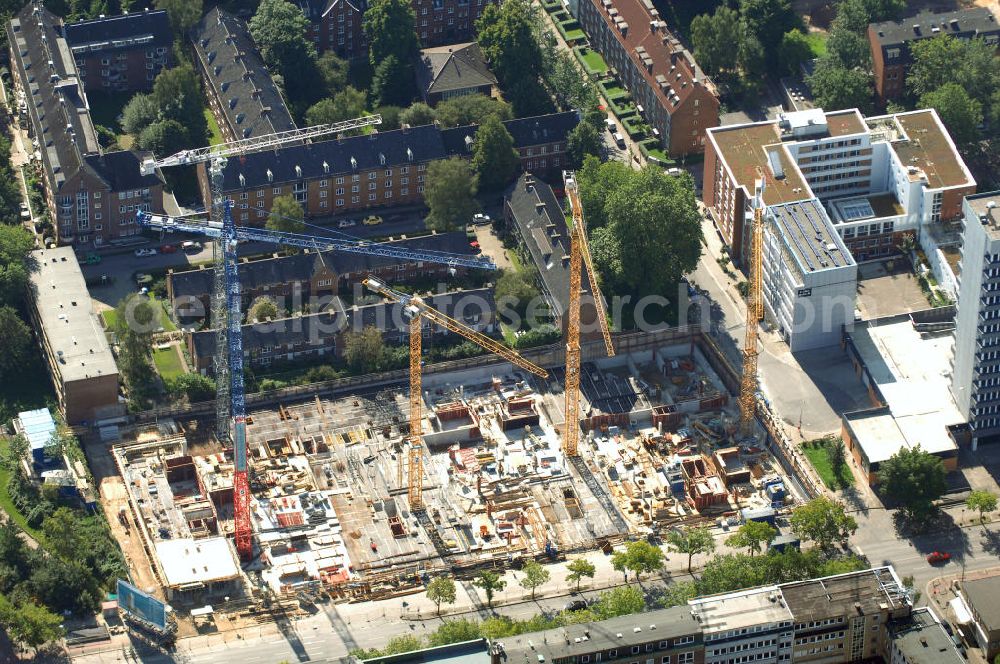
[562,171,614,458]
[363,276,548,509]
[738,175,766,436]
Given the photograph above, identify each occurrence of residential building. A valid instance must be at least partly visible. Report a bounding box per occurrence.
[7,3,165,247]
[186,288,496,372]
[27,247,120,424]
[299,0,367,58]
[868,7,1000,104]
[415,42,497,106]
[704,107,975,350]
[950,192,1000,449]
[167,231,476,314]
[357,640,491,664]
[956,574,1000,661]
[503,173,597,336]
[64,10,172,92]
[886,608,965,664]
[191,8,297,143]
[411,0,495,48]
[576,0,719,157]
[199,112,578,216]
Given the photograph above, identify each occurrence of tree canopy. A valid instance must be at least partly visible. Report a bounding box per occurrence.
[667,525,716,573]
[789,497,857,550]
[565,558,596,592]
[249,0,319,110]
[434,95,512,128]
[725,520,777,556]
[807,61,873,114]
[305,87,368,127]
[476,0,544,115]
[266,195,305,234]
[0,225,35,309]
[343,326,387,372]
[425,157,478,232]
[566,121,603,169]
[878,445,947,520]
[426,576,457,616]
[400,103,437,127]
[364,0,418,68]
[471,115,519,191]
[519,560,550,599]
[371,55,416,108]
[155,0,202,36]
[920,83,983,147]
[777,30,814,77]
[966,490,998,526]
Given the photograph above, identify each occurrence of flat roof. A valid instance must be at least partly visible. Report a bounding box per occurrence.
[825,110,866,137]
[780,567,903,622]
[502,605,699,663]
[889,608,964,664]
[962,575,1000,633]
[709,122,809,207]
[690,585,793,632]
[768,199,854,274]
[844,318,962,463]
[29,247,118,384]
[154,537,241,588]
[360,639,491,664]
[891,111,973,190]
[965,191,1000,240]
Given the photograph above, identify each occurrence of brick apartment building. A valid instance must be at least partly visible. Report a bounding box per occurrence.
[7,3,165,248]
[297,0,497,59]
[167,231,477,316]
[192,8,298,142]
[415,42,497,106]
[868,6,999,105]
[186,287,496,372]
[577,0,719,158]
[196,112,578,218]
[64,9,172,93]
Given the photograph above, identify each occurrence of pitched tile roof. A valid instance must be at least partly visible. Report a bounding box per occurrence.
[63,9,172,56]
[296,0,365,21]
[169,231,476,300]
[192,7,297,141]
[415,42,497,97]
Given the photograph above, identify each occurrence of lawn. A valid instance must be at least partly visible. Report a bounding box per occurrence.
[101,295,177,332]
[804,32,828,58]
[153,345,185,380]
[578,48,608,74]
[801,438,854,489]
[599,82,627,101]
[563,27,586,41]
[0,438,46,544]
[204,108,224,146]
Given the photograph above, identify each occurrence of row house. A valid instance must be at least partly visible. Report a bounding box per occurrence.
[197,112,579,216]
[167,231,477,316]
[577,0,719,157]
[7,3,164,248]
[186,287,496,372]
[64,9,172,92]
[192,8,298,142]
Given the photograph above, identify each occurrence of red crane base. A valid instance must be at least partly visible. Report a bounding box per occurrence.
[234,470,253,561]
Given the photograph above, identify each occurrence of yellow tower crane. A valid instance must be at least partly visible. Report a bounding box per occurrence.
[562,171,615,457]
[362,276,550,509]
[738,172,767,436]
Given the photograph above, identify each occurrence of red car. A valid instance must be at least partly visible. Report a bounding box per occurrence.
[159,244,177,254]
[927,551,951,564]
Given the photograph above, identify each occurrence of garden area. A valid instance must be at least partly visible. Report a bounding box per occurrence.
[801,436,854,490]
[152,345,186,381]
[101,293,177,332]
[574,46,608,76]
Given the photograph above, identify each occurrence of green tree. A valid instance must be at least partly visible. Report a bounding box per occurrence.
[372,54,416,108]
[155,0,202,35]
[832,0,906,34]
[317,52,349,94]
[739,0,799,67]
[376,105,403,130]
[434,94,513,128]
[591,586,644,619]
[920,83,983,147]
[400,102,437,127]
[566,121,603,169]
[519,560,550,600]
[166,373,216,402]
[777,30,813,76]
[565,558,596,592]
[908,35,999,108]
[476,0,543,90]
[966,490,998,527]
[807,61,873,115]
[826,438,848,487]
[879,445,948,520]
[0,306,32,381]
[425,157,478,232]
[789,497,857,551]
[30,557,100,614]
[472,570,506,608]
[667,525,716,573]
[364,0,418,68]
[113,294,157,409]
[305,87,368,127]
[249,0,319,108]
[41,507,81,560]
[495,267,539,323]
[725,520,777,556]
[471,115,518,191]
[0,594,64,654]
[343,326,386,372]
[137,119,189,157]
[248,296,279,323]
[121,93,159,136]
[428,619,481,646]
[266,195,305,234]
[825,28,871,69]
[610,548,629,582]
[624,540,665,580]
[426,576,457,616]
[151,64,208,149]
[0,225,35,308]
[690,6,741,78]
[0,434,28,473]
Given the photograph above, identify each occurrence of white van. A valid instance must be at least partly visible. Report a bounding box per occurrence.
[605,118,616,133]
[613,132,625,148]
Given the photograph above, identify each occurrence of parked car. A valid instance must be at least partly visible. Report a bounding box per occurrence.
[363,215,383,226]
[84,253,101,265]
[613,132,626,149]
[134,247,157,257]
[135,273,153,285]
[19,202,30,220]
[605,117,616,133]
[465,224,476,240]
[927,551,951,564]
[159,244,177,254]
[472,213,491,226]
[469,241,481,254]
[181,240,202,252]
[338,219,357,228]
[563,599,588,612]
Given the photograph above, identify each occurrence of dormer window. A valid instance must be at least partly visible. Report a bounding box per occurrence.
[323,161,329,174]
[379,152,386,166]
[350,157,357,170]
[239,174,246,187]
[295,165,302,178]
[266,169,273,182]
[407,148,413,162]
